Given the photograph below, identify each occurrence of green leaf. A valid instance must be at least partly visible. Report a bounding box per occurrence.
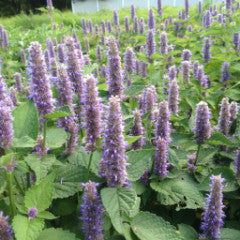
[123,85,147,97]
[197,147,219,165]
[178,224,198,240]
[101,188,138,234]
[206,132,236,146]
[44,106,72,119]
[220,228,240,240]
[12,101,39,140]
[37,228,79,240]
[13,215,44,240]
[37,211,57,219]
[151,172,205,209]
[126,149,155,181]
[131,212,181,240]
[24,173,55,211]
[124,135,142,144]
[0,153,16,167]
[46,128,68,149]
[12,136,36,148]
[25,154,56,184]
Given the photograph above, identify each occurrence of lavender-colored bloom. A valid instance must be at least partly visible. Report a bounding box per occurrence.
[185,0,189,15]
[95,24,99,36]
[130,109,145,150]
[194,101,212,144]
[159,31,168,55]
[133,16,139,34]
[65,121,78,155]
[2,29,8,48]
[202,37,211,63]
[84,37,90,52]
[187,152,196,173]
[50,57,57,78]
[167,45,175,66]
[0,211,13,240]
[130,4,136,20]
[34,135,47,157]
[101,35,105,46]
[232,33,240,47]
[20,49,27,65]
[135,60,140,75]
[230,102,238,123]
[157,0,162,16]
[83,55,91,65]
[237,2,240,10]
[72,29,78,43]
[221,61,231,84]
[148,8,155,30]
[57,44,65,64]
[10,87,17,106]
[146,29,156,63]
[80,181,104,240]
[193,61,199,79]
[107,20,112,33]
[178,10,183,19]
[82,18,88,34]
[60,23,64,28]
[88,19,93,33]
[14,73,24,93]
[0,25,3,48]
[203,10,211,28]
[181,61,190,84]
[198,1,203,15]
[200,175,225,239]
[155,100,171,143]
[107,36,123,97]
[124,47,135,73]
[46,38,55,59]
[61,35,66,44]
[101,20,106,34]
[139,169,149,186]
[99,96,129,187]
[165,19,169,29]
[188,25,192,32]
[44,49,50,71]
[217,97,230,136]
[168,65,177,81]
[83,76,102,151]
[139,17,145,34]
[163,75,169,94]
[197,65,205,83]
[96,45,102,62]
[182,49,192,62]
[113,10,119,26]
[226,0,232,11]
[168,79,179,115]
[234,150,240,178]
[93,67,99,79]
[28,42,54,118]
[101,64,107,78]
[141,61,147,77]
[138,86,157,120]
[28,207,38,219]
[47,0,53,12]
[154,137,169,177]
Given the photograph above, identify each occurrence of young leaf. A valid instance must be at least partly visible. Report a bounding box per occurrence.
[37,228,79,240]
[44,106,72,119]
[178,224,198,240]
[46,128,69,149]
[206,132,236,146]
[220,228,240,240]
[37,211,57,219]
[12,136,36,148]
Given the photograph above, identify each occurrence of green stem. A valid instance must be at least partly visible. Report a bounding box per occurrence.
[195,144,201,166]
[6,171,16,217]
[26,172,31,188]
[84,151,94,182]
[43,120,48,153]
[14,174,25,195]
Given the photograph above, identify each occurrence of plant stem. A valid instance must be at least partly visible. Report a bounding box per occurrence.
[6,171,16,217]
[14,174,25,195]
[26,172,31,188]
[43,120,48,153]
[195,144,201,166]
[84,151,94,182]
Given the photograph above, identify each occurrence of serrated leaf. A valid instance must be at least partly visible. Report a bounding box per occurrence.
[12,136,36,148]
[13,215,44,240]
[101,188,137,234]
[44,106,72,119]
[178,224,198,240]
[124,135,142,144]
[151,172,205,209]
[26,154,56,184]
[220,228,240,240]
[46,128,68,149]
[37,228,79,240]
[206,132,236,146]
[24,173,55,211]
[12,101,39,140]
[126,149,155,181]
[123,85,147,97]
[0,153,16,167]
[131,212,181,240]
[37,211,57,219]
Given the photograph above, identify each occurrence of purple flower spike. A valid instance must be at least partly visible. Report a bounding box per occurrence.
[234,150,240,178]
[139,17,145,34]
[154,137,169,177]
[131,4,136,20]
[221,61,231,84]
[230,102,238,123]
[155,100,171,143]
[168,65,177,81]
[225,0,232,11]
[124,16,130,32]
[188,25,192,32]
[185,0,189,16]
[182,49,192,62]
[10,87,17,106]
[82,18,88,34]
[200,175,225,239]
[97,45,102,62]
[101,20,106,35]
[28,42,54,117]
[34,135,47,157]
[28,207,38,219]
[193,61,199,80]
[146,29,156,63]
[148,8,155,30]
[141,61,147,77]
[99,96,129,187]
[101,65,107,78]
[202,37,211,63]
[80,181,104,240]
[167,45,175,66]
[83,76,102,152]
[0,74,14,109]
[159,32,168,55]
[135,60,140,75]
[133,16,139,34]
[95,24,99,36]
[44,49,50,71]
[113,10,119,26]
[47,0,53,13]
[14,73,24,93]
[50,57,57,78]
[20,49,27,65]
[46,38,55,59]
[168,79,179,115]
[107,36,123,97]
[124,47,135,74]
[181,61,190,84]
[2,29,8,48]
[57,44,65,64]
[187,152,197,173]
[107,20,112,33]
[131,109,145,150]
[194,101,212,144]
[65,121,78,155]
[139,169,150,186]
[217,97,230,136]
[203,10,211,28]
[0,211,13,240]
[0,105,14,148]
[232,33,240,47]
[88,19,93,33]
[157,0,162,17]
